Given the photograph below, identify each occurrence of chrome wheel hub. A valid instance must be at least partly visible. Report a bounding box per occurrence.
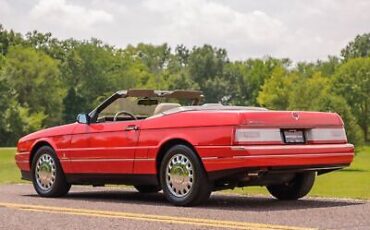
[35,154,56,191]
[166,154,194,197]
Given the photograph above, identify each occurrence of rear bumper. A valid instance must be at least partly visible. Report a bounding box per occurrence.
[196,144,354,172]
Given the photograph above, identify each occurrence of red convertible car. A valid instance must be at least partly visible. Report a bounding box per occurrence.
[16,89,354,206]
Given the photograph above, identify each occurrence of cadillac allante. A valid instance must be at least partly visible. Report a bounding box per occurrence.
[15,89,354,206]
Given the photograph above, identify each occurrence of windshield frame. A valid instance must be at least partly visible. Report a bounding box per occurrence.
[89,89,203,123]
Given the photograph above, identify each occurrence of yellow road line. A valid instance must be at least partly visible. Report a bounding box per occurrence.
[0,202,315,230]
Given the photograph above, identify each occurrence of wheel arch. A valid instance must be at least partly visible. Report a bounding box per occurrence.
[155,138,204,176]
[29,139,56,168]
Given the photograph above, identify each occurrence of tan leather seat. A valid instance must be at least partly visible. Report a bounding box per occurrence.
[153,103,181,115]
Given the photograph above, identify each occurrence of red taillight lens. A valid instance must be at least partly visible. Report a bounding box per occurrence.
[234,128,283,145]
[306,128,347,143]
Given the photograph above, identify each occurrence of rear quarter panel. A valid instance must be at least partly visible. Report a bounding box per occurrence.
[135,111,240,174]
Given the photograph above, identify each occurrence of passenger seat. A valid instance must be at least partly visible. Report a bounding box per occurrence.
[153,103,181,115]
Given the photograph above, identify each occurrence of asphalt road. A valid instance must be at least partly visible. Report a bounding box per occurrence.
[0,184,369,230]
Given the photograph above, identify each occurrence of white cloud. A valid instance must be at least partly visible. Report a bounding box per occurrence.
[30,0,113,31]
[0,0,369,62]
[0,0,11,18]
[141,0,286,49]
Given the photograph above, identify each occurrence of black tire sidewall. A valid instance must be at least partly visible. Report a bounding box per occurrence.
[134,185,161,193]
[160,145,210,206]
[267,172,315,200]
[31,146,70,197]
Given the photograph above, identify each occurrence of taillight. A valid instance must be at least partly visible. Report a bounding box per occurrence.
[306,128,347,143]
[234,128,282,145]
[234,127,347,145]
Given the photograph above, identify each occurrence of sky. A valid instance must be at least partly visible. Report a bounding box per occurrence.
[0,0,369,62]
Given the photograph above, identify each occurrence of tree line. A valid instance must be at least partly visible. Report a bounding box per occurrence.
[0,24,369,146]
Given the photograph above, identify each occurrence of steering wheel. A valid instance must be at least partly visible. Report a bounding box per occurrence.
[113,110,137,121]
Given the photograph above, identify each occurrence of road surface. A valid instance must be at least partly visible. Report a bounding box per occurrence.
[0,184,369,230]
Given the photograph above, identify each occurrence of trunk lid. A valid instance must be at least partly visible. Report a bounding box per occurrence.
[235,111,347,145]
[239,111,343,128]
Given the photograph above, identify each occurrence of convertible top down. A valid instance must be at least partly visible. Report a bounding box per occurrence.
[16,89,354,206]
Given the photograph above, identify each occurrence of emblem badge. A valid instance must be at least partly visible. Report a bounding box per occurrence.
[292,112,299,120]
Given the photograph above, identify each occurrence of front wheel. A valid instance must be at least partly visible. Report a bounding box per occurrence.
[31,146,71,197]
[160,145,211,206]
[267,172,315,200]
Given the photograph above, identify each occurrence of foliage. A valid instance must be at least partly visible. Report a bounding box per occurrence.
[2,46,63,126]
[333,58,370,141]
[0,24,368,145]
[258,69,364,145]
[341,33,370,60]
[0,25,24,55]
[257,66,300,110]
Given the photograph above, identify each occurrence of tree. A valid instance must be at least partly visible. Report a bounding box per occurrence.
[0,53,47,146]
[341,33,370,60]
[0,56,10,144]
[315,95,364,146]
[3,46,64,126]
[258,68,364,145]
[4,100,46,146]
[188,45,228,102]
[174,44,190,67]
[288,72,330,110]
[257,66,300,110]
[62,87,86,123]
[61,40,118,112]
[227,57,286,106]
[0,24,24,55]
[333,58,370,141]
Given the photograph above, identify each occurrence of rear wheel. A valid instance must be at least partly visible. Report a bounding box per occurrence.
[31,146,71,197]
[160,145,211,206]
[267,172,315,200]
[134,185,161,193]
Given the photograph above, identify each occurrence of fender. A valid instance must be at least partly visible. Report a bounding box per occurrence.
[29,136,73,173]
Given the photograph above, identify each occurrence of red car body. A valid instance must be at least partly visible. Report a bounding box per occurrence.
[15,89,354,204]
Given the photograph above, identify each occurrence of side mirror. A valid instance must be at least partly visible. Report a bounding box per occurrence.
[76,113,90,124]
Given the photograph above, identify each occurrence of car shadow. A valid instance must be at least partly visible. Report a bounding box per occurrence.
[24,187,364,212]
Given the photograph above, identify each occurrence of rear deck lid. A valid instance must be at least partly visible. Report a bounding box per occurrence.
[235,111,346,145]
[239,111,343,128]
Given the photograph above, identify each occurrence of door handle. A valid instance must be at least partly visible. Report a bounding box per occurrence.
[124,125,139,131]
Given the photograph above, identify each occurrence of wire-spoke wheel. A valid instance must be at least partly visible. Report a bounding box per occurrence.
[31,146,71,197]
[160,145,211,206]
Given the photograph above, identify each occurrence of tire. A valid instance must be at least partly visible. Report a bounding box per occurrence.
[134,185,161,193]
[267,172,316,200]
[31,146,71,197]
[160,145,211,206]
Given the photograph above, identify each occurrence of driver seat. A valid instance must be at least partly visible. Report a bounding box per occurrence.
[153,103,181,115]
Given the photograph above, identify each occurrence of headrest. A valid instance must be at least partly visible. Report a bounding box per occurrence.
[153,103,181,115]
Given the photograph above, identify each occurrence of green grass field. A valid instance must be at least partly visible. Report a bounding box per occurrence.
[1,146,369,199]
[0,148,23,184]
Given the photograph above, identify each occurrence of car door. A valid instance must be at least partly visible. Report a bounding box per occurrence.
[69,120,141,174]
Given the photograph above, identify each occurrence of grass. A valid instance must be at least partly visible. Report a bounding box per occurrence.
[0,148,23,184]
[0,146,369,199]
